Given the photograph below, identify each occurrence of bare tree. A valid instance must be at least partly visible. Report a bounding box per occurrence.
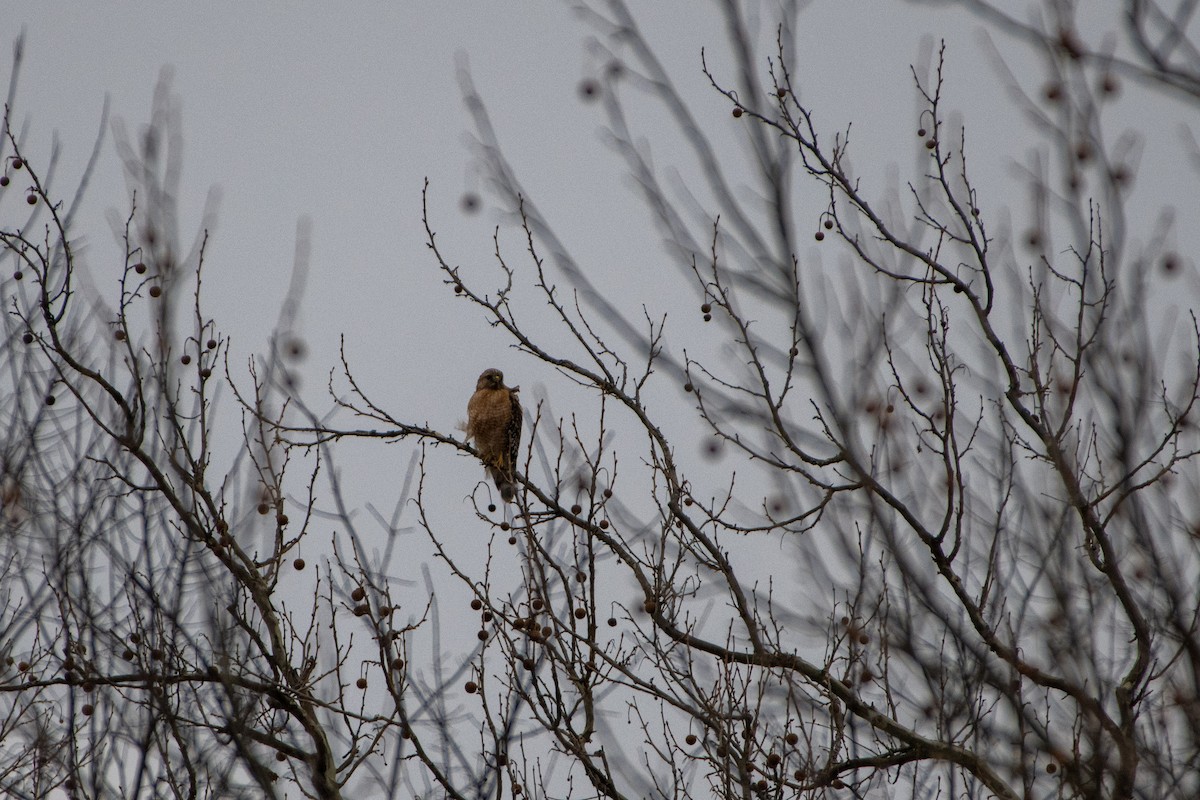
[2,2,1199,799]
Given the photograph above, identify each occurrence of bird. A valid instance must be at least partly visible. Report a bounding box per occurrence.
[466,368,523,502]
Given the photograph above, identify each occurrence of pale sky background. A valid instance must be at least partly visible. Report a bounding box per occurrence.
[2,3,982,513]
[8,0,1196,603]
[7,0,1197,621]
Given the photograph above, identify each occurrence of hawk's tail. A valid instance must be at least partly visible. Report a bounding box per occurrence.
[487,465,517,503]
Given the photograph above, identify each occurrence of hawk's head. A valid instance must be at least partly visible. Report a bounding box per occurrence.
[476,368,505,391]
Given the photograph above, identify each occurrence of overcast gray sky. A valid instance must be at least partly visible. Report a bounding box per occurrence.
[6,0,1196,577]
[7,3,1010,373]
[0,6,858,497]
[9,0,1197,561]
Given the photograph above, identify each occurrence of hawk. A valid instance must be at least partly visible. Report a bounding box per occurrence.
[466,368,522,502]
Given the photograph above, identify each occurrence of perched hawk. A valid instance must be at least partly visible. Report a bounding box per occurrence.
[466,368,522,502]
